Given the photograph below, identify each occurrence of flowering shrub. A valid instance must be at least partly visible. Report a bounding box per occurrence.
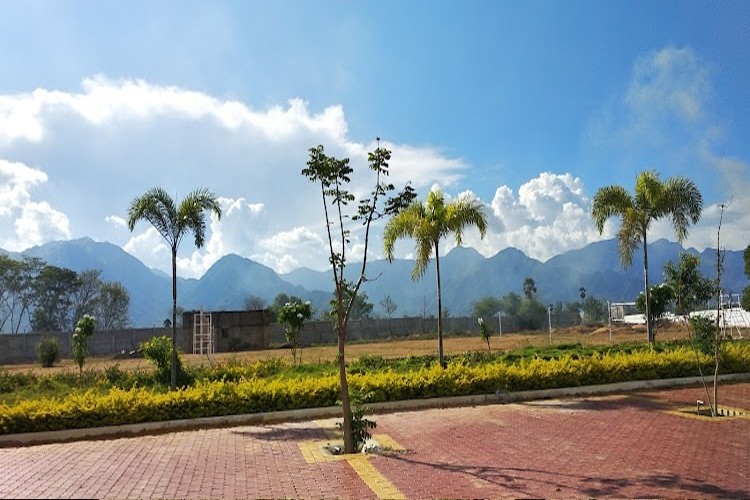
[72,315,96,375]
[1,343,748,435]
[277,301,312,364]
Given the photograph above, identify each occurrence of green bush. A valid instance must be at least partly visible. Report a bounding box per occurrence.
[36,338,60,368]
[0,369,37,394]
[141,336,193,387]
[2,343,749,435]
[72,315,96,374]
[104,364,126,386]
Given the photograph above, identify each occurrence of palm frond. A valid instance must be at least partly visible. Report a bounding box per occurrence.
[413,233,435,280]
[177,188,222,249]
[445,195,488,245]
[618,207,645,268]
[382,202,423,261]
[590,185,633,233]
[635,170,664,212]
[127,187,178,245]
[663,176,703,242]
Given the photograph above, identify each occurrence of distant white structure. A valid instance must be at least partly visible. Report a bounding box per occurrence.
[609,291,750,333]
[689,292,748,339]
[609,302,644,325]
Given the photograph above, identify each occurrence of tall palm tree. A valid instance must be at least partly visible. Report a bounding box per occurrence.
[383,189,487,367]
[591,171,702,343]
[128,187,222,390]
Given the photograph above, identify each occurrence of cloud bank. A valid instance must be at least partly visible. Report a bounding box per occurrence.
[0,45,747,277]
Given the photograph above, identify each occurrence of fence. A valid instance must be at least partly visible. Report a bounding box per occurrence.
[0,328,169,364]
[268,311,582,346]
[0,310,582,365]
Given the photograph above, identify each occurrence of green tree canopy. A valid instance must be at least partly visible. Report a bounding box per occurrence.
[582,296,608,324]
[663,253,714,315]
[31,265,77,332]
[96,281,131,330]
[636,284,675,339]
[471,296,503,318]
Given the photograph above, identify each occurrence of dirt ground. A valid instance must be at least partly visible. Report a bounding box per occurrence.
[2,322,705,375]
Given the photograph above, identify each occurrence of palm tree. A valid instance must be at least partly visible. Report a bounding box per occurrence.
[523,277,537,300]
[128,187,222,390]
[383,189,487,367]
[591,171,702,343]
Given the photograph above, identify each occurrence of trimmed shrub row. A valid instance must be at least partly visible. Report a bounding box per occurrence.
[1,344,748,434]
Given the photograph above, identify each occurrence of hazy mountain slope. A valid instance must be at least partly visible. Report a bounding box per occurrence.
[22,237,173,326]
[4,237,747,327]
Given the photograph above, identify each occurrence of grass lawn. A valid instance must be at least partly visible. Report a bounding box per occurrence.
[3,322,693,376]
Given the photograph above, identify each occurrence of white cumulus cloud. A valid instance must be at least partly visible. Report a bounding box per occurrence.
[0,159,70,250]
[0,77,470,276]
[12,201,71,250]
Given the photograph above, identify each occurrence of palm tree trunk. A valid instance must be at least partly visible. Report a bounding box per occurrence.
[171,247,177,391]
[435,243,444,368]
[643,230,653,344]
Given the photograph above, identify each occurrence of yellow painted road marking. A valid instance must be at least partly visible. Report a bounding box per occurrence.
[348,455,406,500]
[667,405,749,421]
[298,421,406,499]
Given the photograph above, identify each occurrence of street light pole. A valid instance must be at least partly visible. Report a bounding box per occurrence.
[548,305,553,341]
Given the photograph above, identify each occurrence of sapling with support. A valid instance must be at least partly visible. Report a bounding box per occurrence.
[302,139,415,454]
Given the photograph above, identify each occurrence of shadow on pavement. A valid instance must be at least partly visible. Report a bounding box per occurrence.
[521,393,669,412]
[389,453,749,498]
[230,425,328,441]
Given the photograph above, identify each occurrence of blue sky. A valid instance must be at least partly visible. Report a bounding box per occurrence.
[0,1,748,277]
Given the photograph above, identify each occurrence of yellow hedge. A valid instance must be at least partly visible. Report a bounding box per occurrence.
[1,344,748,434]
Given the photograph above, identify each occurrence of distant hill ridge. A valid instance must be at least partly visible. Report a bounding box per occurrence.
[6,236,747,328]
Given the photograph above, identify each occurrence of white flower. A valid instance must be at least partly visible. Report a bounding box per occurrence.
[297,313,304,319]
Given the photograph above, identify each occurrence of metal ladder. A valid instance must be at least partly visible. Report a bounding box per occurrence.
[193,310,214,354]
[720,293,747,339]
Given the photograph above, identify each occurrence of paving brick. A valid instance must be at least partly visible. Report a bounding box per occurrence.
[0,382,747,498]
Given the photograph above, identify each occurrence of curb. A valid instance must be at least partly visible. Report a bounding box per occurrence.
[2,373,748,447]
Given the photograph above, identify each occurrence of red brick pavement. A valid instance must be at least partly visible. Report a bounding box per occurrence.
[0,382,748,499]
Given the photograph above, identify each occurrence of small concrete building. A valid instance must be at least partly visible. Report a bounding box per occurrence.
[181,309,272,353]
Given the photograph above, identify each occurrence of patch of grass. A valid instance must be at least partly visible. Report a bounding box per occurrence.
[0,331,740,405]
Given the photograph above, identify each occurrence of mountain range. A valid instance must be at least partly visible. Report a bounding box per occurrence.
[5,237,748,327]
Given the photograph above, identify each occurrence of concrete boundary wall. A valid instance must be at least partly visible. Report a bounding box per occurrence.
[0,311,582,365]
[0,328,170,364]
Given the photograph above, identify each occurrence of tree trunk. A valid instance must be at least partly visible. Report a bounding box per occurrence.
[643,231,653,344]
[435,243,444,368]
[171,247,177,391]
[713,217,722,416]
[337,287,354,453]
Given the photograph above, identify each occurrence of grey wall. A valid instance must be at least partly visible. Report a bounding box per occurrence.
[0,327,171,364]
[0,311,582,365]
